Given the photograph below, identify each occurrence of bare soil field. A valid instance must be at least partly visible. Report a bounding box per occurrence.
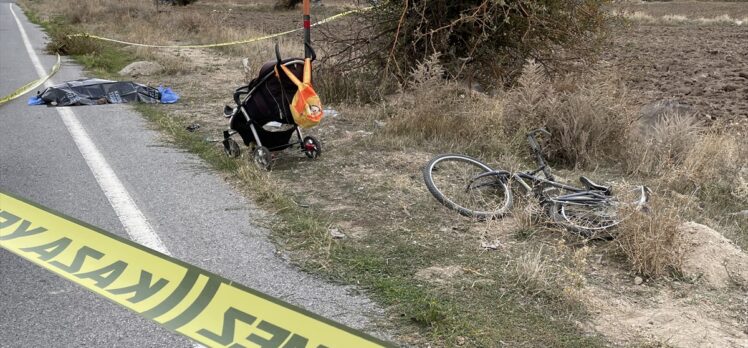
[19,0,748,347]
[606,3,748,131]
[622,1,748,18]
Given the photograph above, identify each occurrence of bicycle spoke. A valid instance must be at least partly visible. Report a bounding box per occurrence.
[560,203,619,230]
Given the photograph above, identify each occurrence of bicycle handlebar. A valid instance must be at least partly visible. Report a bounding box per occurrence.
[526,128,549,153]
[526,128,554,181]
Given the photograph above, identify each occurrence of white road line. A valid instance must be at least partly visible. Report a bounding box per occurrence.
[9,3,170,255]
[10,6,209,347]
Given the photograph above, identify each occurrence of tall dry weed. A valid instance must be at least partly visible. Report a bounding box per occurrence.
[504,60,636,168]
[384,55,504,154]
[627,114,745,198]
[615,200,685,278]
[626,113,704,176]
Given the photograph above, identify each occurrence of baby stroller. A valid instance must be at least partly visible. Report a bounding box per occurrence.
[221,43,322,170]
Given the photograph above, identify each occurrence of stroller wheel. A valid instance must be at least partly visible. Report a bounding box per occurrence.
[253,146,272,170]
[223,138,241,158]
[302,136,322,159]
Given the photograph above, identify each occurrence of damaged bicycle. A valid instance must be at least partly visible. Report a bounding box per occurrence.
[422,128,650,238]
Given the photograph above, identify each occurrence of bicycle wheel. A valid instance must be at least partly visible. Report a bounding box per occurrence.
[549,186,649,238]
[423,154,513,219]
[549,200,620,238]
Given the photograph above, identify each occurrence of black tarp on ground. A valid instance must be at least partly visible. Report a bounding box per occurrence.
[36,79,161,106]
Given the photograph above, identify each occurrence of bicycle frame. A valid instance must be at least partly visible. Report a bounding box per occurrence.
[463,128,636,209]
[491,128,612,205]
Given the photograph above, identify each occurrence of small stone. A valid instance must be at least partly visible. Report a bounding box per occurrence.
[329,228,345,239]
[722,84,738,92]
[634,276,644,285]
[480,240,501,250]
[373,120,387,128]
[415,265,463,284]
[118,61,164,77]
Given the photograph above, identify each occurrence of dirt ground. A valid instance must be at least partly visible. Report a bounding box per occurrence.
[21,0,748,346]
[621,1,748,18]
[603,20,748,131]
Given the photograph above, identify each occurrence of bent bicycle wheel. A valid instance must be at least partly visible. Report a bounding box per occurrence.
[423,154,512,219]
[549,201,620,238]
[549,186,649,238]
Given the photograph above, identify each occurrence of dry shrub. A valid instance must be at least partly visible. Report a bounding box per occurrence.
[45,25,104,56]
[383,54,504,153]
[274,0,301,10]
[360,0,614,86]
[173,11,205,34]
[670,132,743,192]
[504,60,636,168]
[615,201,685,278]
[626,113,704,176]
[627,115,745,197]
[511,248,553,296]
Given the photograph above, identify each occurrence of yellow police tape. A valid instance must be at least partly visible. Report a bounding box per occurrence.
[68,7,370,49]
[0,190,392,348]
[0,54,60,107]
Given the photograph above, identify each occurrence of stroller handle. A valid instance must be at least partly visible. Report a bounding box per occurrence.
[233,85,250,106]
[274,42,317,65]
[304,42,317,61]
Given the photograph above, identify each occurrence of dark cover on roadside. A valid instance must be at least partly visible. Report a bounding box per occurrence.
[37,78,161,106]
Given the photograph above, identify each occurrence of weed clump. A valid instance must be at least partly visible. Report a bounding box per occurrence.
[383,54,504,154]
[503,60,636,168]
[274,0,301,10]
[615,200,685,278]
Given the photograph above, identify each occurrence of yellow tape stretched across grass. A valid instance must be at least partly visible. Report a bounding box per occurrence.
[0,54,60,107]
[68,7,370,49]
[0,190,391,348]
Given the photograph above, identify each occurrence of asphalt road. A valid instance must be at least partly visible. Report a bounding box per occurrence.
[0,1,382,347]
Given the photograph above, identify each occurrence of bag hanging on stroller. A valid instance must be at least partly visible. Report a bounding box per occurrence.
[221,43,323,170]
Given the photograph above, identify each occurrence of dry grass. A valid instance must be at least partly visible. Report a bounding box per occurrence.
[615,200,685,278]
[503,60,637,168]
[382,57,639,164]
[621,11,748,26]
[626,112,705,176]
[383,56,505,154]
[507,242,589,304]
[627,115,745,194]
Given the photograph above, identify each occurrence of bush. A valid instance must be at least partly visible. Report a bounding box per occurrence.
[274,0,302,10]
[359,0,614,87]
[45,24,102,56]
[172,0,199,5]
[503,60,636,168]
